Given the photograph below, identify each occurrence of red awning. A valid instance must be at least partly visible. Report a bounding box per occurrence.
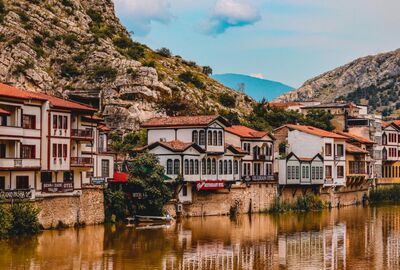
[110,172,129,183]
[0,108,10,115]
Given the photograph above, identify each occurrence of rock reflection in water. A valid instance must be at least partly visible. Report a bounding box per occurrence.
[1,205,400,269]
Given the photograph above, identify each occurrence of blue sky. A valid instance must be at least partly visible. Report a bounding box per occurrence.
[113,0,400,88]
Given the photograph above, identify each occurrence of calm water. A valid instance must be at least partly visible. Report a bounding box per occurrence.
[1,205,400,270]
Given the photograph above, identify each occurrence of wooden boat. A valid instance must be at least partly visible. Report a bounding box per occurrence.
[134,215,174,224]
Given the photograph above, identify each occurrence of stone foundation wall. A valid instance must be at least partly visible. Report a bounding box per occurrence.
[34,187,104,229]
[280,184,370,207]
[165,183,277,218]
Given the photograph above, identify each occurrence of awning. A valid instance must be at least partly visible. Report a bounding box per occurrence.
[110,172,129,183]
[0,108,10,115]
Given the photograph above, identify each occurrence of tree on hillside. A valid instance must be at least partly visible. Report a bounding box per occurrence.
[202,66,213,76]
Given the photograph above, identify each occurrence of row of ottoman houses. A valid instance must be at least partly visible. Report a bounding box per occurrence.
[0,83,114,199]
[1,83,399,203]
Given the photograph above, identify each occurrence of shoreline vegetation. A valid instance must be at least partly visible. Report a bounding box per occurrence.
[268,192,325,213]
[0,203,41,238]
[369,186,400,204]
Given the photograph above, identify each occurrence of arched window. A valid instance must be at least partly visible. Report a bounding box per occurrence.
[212,159,216,174]
[219,160,223,174]
[224,160,228,175]
[190,160,194,175]
[174,159,180,175]
[195,160,199,174]
[208,131,213,145]
[234,160,238,174]
[228,160,232,174]
[213,131,217,145]
[199,130,206,145]
[167,159,173,175]
[184,159,189,175]
[202,158,206,174]
[192,130,198,144]
[207,158,211,175]
[218,131,223,146]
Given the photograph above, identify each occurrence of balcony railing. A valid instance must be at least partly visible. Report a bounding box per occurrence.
[71,129,93,139]
[242,175,275,182]
[71,157,93,166]
[0,158,41,169]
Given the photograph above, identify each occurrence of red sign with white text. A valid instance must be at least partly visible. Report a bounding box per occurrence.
[196,180,225,191]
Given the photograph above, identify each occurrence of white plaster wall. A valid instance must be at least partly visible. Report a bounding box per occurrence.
[148,129,175,144]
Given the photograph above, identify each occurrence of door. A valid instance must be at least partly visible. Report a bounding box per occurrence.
[16,176,29,190]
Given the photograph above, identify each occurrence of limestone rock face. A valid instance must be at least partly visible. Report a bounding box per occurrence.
[276,49,400,114]
[0,0,252,130]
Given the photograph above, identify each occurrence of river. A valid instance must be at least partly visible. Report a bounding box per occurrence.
[1,204,400,270]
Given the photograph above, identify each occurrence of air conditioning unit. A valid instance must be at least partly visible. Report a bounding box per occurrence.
[176,203,183,213]
[160,138,166,142]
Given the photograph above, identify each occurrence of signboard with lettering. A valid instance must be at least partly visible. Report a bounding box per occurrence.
[91,177,106,185]
[0,189,32,200]
[42,183,74,193]
[196,180,225,191]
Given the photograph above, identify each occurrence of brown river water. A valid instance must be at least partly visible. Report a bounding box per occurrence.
[1,205,400,270]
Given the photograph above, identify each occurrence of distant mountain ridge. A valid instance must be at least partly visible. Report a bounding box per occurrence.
[212,73,294,101]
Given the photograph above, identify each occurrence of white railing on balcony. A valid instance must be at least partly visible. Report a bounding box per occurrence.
[0,158,41,168]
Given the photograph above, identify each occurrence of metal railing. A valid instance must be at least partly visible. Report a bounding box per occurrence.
[71,129,93,139]
[242,175,275,181]
[71,157,93,166]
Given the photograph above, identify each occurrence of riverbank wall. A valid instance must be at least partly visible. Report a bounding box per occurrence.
[164,182,277,217]
[33,187,104,229]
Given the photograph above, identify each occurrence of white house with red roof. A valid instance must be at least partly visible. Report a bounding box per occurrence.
[225,125,275,181]
[275,124,347,186]
[137,115,246,203]
[0,83,114,199]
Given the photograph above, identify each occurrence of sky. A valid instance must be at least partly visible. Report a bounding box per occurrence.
[113,0,400,88]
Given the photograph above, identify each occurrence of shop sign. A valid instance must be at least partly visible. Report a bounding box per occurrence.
[196,180,225,191]
[91,177,106,185]
[42,182,74,193]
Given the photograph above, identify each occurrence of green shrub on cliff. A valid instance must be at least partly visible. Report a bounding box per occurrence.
[104,189,128,222]
[9,203,41,236]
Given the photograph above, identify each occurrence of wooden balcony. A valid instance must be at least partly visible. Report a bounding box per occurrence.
[71,157,93,167]
[71,129,93,140]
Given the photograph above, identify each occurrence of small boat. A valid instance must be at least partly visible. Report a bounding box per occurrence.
[134,215,174,224]
[135,224,172,230]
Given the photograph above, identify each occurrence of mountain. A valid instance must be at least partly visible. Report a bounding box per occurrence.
[213,73,294,101]
[276,49,400,116]
[0,0,253,130]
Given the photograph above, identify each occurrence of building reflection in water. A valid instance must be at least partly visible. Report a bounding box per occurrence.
[1,206,400,269]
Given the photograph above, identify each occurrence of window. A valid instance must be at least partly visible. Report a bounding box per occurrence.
[63,116,68,129]
[16,176,29,190]
[41,172,52,183]
[190,160,194,175]
[185,160,189,175]
[63,144,67,158]
[224,160,227,174]
[243,143,250,153]
[0,144,5,158]
[234,160,238,174]
[52,143,57,158]
[101,159,110,178]
[207,159,211,175]
[22,115,36,129]
[63,171,73,182]
[212,159,216,174]
[53,115,57,129]
[195,160,199,174]
[325,165,332,178]
[302,166,306,178]
[192,131,198,144]
[336,144,344,156]
[202,159,206,174]
[167,159,173,175]
[219,160,223,174]
[182,185,187,197]
[228,160,232,174]
[312,167,316,179]
[58,115,63,129]
[0,176,5,190]
[337,166,344,178]
[213,131,217,145]
[325,143,332,156]
[174,159,180,175]
[218,131,223,146]
[21,145,35,159]
[208,131,213,145]
[295,166,300,179]
[287,166,292,179]
[199,131,206,145]
[0,115,6,126]
[58,144,62,158]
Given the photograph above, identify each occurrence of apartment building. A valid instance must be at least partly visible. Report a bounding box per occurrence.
[275,124,347,186]
[0,83,114,198]
[136,115,275,203]
[225,125,275,181]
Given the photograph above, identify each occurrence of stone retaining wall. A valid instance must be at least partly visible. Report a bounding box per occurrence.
[34,187,104,229]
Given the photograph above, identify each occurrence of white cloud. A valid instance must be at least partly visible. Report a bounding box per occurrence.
[113,0,173,36]
[250,73,265,79]
[202,0,261,36]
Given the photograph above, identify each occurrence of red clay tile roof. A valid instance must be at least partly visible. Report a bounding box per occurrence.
[225,143,247,155]
[0,83,96,112]
[279,124,347,139]
[268,102,302,109]
[0,108,10,115]
[82,115,103,122]
[335,131,374,144]
[134,140,204,153]
[383,120,400,129]
[346,143,369,154]
[141,115,230,128]
[98,124,111,132]
[225,125,271,139]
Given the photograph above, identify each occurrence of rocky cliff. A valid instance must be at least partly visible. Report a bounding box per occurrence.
[276,49,400,115]
[0,0,253,130]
